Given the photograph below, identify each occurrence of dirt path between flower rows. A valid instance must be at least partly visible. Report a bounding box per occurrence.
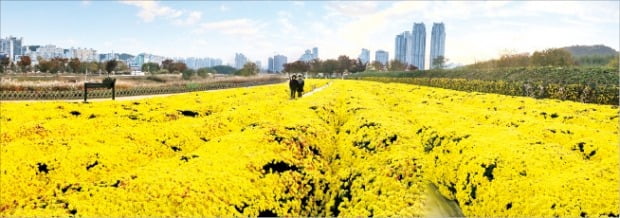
[424,183,464,217]
[302,82,331,98]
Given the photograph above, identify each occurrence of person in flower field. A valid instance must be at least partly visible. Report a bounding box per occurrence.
[289,75,299,99]
[296,74,305,98]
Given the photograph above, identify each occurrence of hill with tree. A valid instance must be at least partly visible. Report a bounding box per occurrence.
[561,45,618,58]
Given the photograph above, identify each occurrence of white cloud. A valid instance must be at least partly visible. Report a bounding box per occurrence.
[276,11,297,35]
[120,0,203,27]
[219,5,229,12]
[81,0,91,6]
[325,2,379,17]
[120,0,182,22]
[174,11,202,26]
[195,19,262,38]
[519,1,619,24]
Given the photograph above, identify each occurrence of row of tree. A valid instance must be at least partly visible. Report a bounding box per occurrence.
[0,56,132,74]
[2,54,435,75]
[177,62,259,80]
[281,55,435,76]
[466,48,619,69]
[282,55,368,75]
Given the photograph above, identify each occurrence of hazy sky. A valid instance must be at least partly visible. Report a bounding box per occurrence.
[1,1,619,66]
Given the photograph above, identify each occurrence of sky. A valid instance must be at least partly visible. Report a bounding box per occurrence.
[1,0,619,67]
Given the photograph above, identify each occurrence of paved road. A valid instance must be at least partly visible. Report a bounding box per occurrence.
[424,183,465,217]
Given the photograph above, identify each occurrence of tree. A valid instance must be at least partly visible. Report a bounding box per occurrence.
[105,60,118,76]
[37,59,51,73]
[80,61,99,74]
[309,59,323,75]
[388,60,407,71]
[196,67,215,78]
[321,59,339,77]
[18,56,32,73]
[608,55,619,69]
[115,61,130,73]
[0,57,9,73]
[57,58,69,73]
[235,62,259,76]
[284,60,310,74]
[68,58,81,73]
[161,59,174,73]
[88,61,100,73]
[531,48,575,67]
[210,65,236,74]
[337,55,351,73]
[370,60,384,71]
[170,62,187,73]
[141,62,160,73]
[37,57,66,74]
[182,69,196,80]
[431,56,447,69]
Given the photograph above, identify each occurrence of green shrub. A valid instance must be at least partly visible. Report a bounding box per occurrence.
[146,75,167,83]
[182,69,196,80]
[353,77,618,105]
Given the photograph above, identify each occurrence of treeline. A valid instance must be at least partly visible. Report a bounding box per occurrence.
[0,55,259,79]
[179,62,259,79]
[0,56,130,74]
[466,48,619,69]
[283,55,365,75]
[282,55,423,75]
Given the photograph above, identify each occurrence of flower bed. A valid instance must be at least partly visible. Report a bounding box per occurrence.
[0,80,617,216]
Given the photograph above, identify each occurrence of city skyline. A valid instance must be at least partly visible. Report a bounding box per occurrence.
[1,1,619,66]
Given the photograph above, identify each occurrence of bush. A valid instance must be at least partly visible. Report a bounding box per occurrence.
[182,69,196,80]
[146,75,167,83]
[155,69,169,74]
[353,77,619,105]
[197,68,214,78]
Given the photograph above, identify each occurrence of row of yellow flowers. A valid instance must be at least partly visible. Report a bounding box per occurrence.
[1,79,617,216]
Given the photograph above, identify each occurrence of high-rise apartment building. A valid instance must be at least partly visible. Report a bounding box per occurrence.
[273,55,287,73]
[395,31,410,64]
[66,47,97,61]
[135,53,166,67]
[234,53,248,69]
[35,45,65,60]
[411,23,426,70]
[299,49,314,62]
[299,47,319,62]
[358,48,370,65]
[312,47,318,59]
[430,22,446,69]
[268,57,274,73]
[375,50,389,67]
[182,57,223,69]
[0,36,23,61]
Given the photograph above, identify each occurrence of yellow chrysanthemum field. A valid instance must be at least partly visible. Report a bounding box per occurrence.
[1,79,618,216]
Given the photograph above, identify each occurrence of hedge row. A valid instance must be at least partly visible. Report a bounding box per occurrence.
[0,79,285,101]
[352,66,619,86]
[348,77,619,105]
